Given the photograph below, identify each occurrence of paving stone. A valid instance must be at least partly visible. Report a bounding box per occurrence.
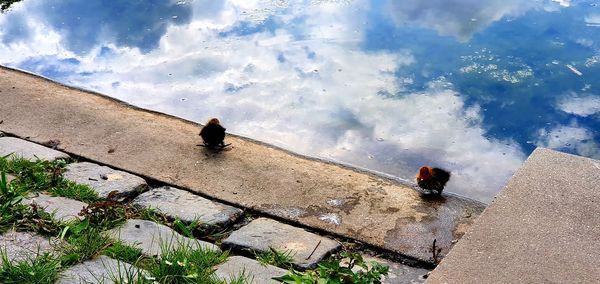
[222,218,341,269]
[105,219,220,257]
[23,193,87,222]
[214,256,287,284]
[133,186,243,227]
[340,256,429,284]
[63,162,147,199]
[0,230,56,265]
[0,137,69,161]
[57,255,148,284]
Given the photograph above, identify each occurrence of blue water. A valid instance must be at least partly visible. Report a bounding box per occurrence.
[1,0,598,202]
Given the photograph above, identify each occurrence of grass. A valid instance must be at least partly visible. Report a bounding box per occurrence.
[105,241,144,264]
[0,156,100,203]
[0,251,61,284]
[0,155,393,284]
[146,242,229,284]
[0,171,27,234]
[275,252,389,284]
[256,247,295,269]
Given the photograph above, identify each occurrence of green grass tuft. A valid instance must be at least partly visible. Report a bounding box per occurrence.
[60,220,112,263]
[0,251,60,284]
[0,156,100,203]
[256,248,295,269]
[105,241,144,264]
[146,242,229,284]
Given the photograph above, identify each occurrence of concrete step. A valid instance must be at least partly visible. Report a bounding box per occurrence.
[426,148,600,284]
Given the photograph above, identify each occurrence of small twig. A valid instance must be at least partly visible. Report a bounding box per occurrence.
[431,239,442,264]
[306,240,322,260]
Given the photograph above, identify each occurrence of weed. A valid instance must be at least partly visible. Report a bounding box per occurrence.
[256,247,295,269]
[0,251,60,284]
[60,220,112,263]
[14,203,62,236]
[105,241,144,264]
[274,252,389,284]
[173,217,202,238]
[227,269,253,284]
[48,181,99,204]
[0,156,99,203]
[79,198,128,231]
[147,241,229,284]
[0,171,28,234]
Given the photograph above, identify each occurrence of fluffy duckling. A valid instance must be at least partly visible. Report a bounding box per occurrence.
[416,166,450,194]
[199,118,227,149]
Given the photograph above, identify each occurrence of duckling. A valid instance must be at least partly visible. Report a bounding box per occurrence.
[416,166,450,194]
[199,118,227,149]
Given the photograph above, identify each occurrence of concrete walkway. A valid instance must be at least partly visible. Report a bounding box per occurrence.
[426,148,600,284]
[0,66,484,263]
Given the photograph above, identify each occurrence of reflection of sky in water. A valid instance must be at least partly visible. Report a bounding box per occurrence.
[1,0,599,202]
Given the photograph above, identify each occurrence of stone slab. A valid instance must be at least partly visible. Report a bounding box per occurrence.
[63,162,147,199]
[214,256,287,284]
[106,219,220,257]
[0,230,56,265]
[0,67,485,263]
[340,256,429,284]
[57,255,147,284]
[133,186,243,227]
[23,193,87,222]
[0,137,69,161]
[222,218,340,269]
[426,148,600,284]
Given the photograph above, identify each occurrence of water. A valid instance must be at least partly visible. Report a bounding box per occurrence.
[1,0,599,203]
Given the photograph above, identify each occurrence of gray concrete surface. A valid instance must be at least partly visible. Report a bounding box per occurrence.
[426,148,600,284]
[214,256,287,283]
[0,230,57,265]
[64,162,147,199]
[23,193,87,222]
[133,186,243,227]
[106,219,220,257]
[0,136,69,161]
[222,217,340,269]
[57,255,147,284]
[0,66,484,263]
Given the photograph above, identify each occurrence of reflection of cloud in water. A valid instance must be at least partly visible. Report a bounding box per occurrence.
[59,25,526,202]
[31,0,193,54]
[384,0,534,40]
[557,93,600,118]
[537,123,600,159]
[0,0,537,202]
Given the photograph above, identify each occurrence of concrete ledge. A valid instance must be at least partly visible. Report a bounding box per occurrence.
[0,65,484,263]
[426,148,600,284]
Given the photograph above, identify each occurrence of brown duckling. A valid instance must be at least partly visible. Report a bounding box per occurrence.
[199,118,227,149]
[416,166,450,195]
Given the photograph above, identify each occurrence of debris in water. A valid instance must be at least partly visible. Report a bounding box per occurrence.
[566,64,583,76]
